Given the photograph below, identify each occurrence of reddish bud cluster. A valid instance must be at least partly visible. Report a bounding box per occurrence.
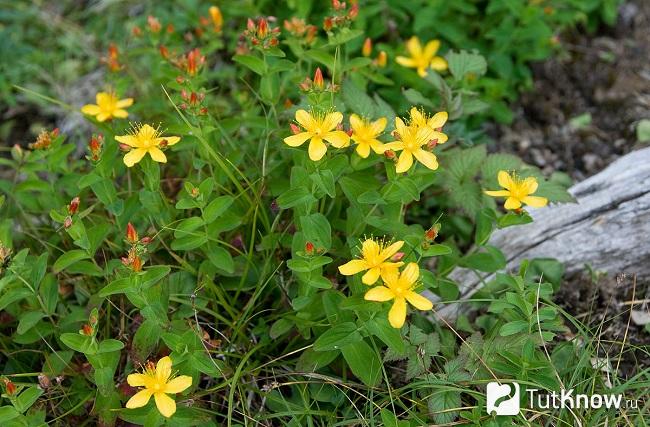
[147,15,162,33]
[283,17,317,44]
[179,90,208,115]
[88,133,103,161]
[324,1,359,30]
[2,378,16,396]
[298,68,338,93]
[29,128,59,150]
[239,17,280,52]
[425,223,441,242]
[102,43,122,72]
[168,48,206,77]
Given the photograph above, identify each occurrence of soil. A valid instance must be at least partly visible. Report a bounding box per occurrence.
[487,0,650,181]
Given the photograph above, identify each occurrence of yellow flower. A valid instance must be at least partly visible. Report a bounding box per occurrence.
[81,92,133,122]
[349,114,387,158]
[115,124,180,167]
[408,108,449,144]
[283,110,350,161]
[396,36,448,77]
[364,262,433,328]
[125,356,192,418]
[485,171,548,210]
[338,238,404,285]
[383,117,438,173]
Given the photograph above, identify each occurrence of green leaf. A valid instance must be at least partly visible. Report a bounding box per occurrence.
[99,278,135,297]
[313,322,362,351]
[402,88,434,108]
[340,340,381,387]
[497,211,533,228]
[365,317,406,354]
[0,406,20,421]
[133,319,161,361]
[419,244,452,257]
[277,187,316,209]
[270,318,293,339]
[341,79,375,117]
[203,195,234,223]
[327,28,363,46]
[461,246,505,272]
[499,320,529,336]
[140,266,171,289]
[637,119,650,143]
[97,339,125,354]
[233,54,267,75]
[304,49,336,69]
[206,246,235,273]
[53,250,89,273]
[60,333,96,354]
[17,311,45,335]
[446,50,487,80]
[14,386,43,413]
[300,213,332,251]
[428,390,461,424]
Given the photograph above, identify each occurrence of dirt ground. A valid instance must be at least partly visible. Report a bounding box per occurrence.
[490,0,650,375]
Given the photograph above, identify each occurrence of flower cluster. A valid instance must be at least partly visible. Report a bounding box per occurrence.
[283,105,448,173]
[339,238,433,328]
[396,36,448,77]
[120,222,151,272]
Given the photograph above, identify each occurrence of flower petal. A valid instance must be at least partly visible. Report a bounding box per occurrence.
[370,117,387,135]
[401,262,420,285]
[428,111,448,129]
[364,286,395,302]
[112,109,129,119]
[349,114,363,133]
[96,92,111,105]
[379,241,404,260]
[410,107,425,126]
[394,117,408,136]
[423,40,441,59]
[380,265,401,284]
[81,104,101,115]
[295,110,316,130]
[522,196,548,208]
[308,138,327,161]
[413,149,438,170]
[521,177,538,194]
[355,142,371,158]
[430,56,448,71]
[484,190,511,197]
[115,135,139,147]
[156,356,172,382]
[405,36,422,57]
[154,392,177,418]
[381,141,404,152]
[388,297,407,328]
[126,389,153,409]
[284,132,311,147]
[160,136,180,146]
[123,148,147,167]
[417,67,428,77]
[338,259,368,276]
[165,375,192,394]
[504,197,522,210]
[395,56,416,68]
[405,291,433,310]
[361,239,380,259]
[127,373,148,387]
[430,130,448,144]
[96,113,110,122]
[395,151,414,173]
[323,131,350,148]
[322,112,343,131]
[498,171,514,190]
[362,267,381,285]
[148,147,167,163]
[116,98,134,108]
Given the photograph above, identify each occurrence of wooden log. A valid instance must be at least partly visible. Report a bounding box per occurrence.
[436,146,650,317]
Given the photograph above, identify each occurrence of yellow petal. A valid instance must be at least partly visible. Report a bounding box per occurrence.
[521,177,538,194]
[138,124,157,139]
[127,373,148,387]
[115,135,139,147]
[428,111,448,129]
[504,197,522,210]
[126,389,153,409]
[381,141,404,152]
[401,262,420,285]
[522,196,548,208]
[370,117,387,135]
[284,132,311,147]
[154,392,176,418]
[364,286,394,302]
[156,357,172,382]
[148,147,167,163]
[123,148,147,167]
[322,112,343,131]
[349,114,363,133]
[498,171,514,190]
[116,98,134,108]
[395,151,414,173]
[369,139,386,154]
[424,40,441,58]
[380,265,401,284]
[405,291,433,310]
[112,109,129,119]
[379,241,404,260]
[362,267,381,285]
[430,56,448,71]
[295,110,316,131]
[81,104,101,115]
[413,149,438,170]
[96,92,111,105]
[355,142,371,158]
[388,297,407,328]
[308,138,327,161]
[484,190,511,197]
[160,136,181,146]
[165,375,192,394]
[394,117,408,136]
[96,113,110,122]
[395,56,416,68]
[405,36,422,57]
[323,131,350,148]
[417,67,428,77]
[338,259,368,275]
[415,126,436,146]
[430,130,448,144]
[361,239,380,259]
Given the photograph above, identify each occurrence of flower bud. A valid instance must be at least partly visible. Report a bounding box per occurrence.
[313,68,324,90]
[348,4,359,19]
[290,123,301,135]
[257,18,269,38]
[64,216,73,229]
[126,222,139,244]
[140,236,152,245]
[209,6,223,32]
[159,45,169,59]
[131,256,143,272]
[68,197,80,215]
[38,374,51,390]
[391,252,405,262]
[81,324,94,336]
[384,149,396,160]
[3,379,16,396]
[362,38,372,57]
[376,51,387,67]
[147,15,161,33]
[323,17,333,31]
[305,241,315,255]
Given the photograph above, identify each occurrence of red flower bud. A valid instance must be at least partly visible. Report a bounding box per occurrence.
[68,197,80,215]
[159,45,169,58]
[132,256,143,272]
[348,4,359,19]
[323,17,333,31]
[126,222,138,244]
[305,241,315,255]
[362,38,372,57]
[4,379,16,396]
[391,252,405,262]
[257,18,269,38]
[290,123,301,134]
[81,324,93,336]
[140,236,152,245]
[313,67,324,90]
[384,149,396,160]
[64,216,73,229]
